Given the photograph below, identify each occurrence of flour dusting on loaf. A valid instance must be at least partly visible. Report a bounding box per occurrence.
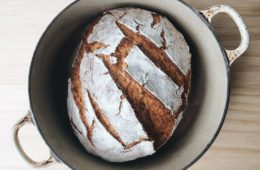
[67,8,191,162]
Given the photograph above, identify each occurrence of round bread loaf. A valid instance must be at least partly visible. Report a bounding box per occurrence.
[67,8,191,162]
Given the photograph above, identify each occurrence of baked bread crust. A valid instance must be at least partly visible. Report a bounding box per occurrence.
[67,8,191,162]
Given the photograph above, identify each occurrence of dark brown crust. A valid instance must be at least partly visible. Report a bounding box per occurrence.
[88,88,152,149]
[82,17,101,43]
[112,37,134,69]
[125,137,152,150]
[116,21,186,87]
[116,21,191,119]
[151,13,161,28]
[85,42,109,53]
[99,54,175,149]
[101,36,175,148]
[160,30,167,50]
[176,70,191,117]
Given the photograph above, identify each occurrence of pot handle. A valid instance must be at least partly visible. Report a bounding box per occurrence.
[13,111,57,168]
[200,5,249,65]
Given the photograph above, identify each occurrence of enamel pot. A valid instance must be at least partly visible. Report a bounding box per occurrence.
[13,0,249,169]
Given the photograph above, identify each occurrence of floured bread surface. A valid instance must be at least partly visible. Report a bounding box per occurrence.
[67,8,191,162]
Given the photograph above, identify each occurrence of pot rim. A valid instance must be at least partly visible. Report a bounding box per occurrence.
[28,0,231,169]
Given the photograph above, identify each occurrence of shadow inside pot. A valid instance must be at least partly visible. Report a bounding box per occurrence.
[50,9,206,168]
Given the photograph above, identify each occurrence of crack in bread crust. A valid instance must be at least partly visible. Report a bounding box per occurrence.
[116,21,186,87]
[85,42,109,53]
[71,44,95,146]
[133,20,143,31]
[151,13,161,28]
[115,20,191,119]
[99,54,175,149]
[124,137,152,150]
[87,89,126,147]
[160,29,167,50]
[70,118,83,136]
[116,95,125,116]
[70,11,191,151]
[176,70,191,117]
[113,37,134,69]
[88,87,153,150]
[70,17,101,147]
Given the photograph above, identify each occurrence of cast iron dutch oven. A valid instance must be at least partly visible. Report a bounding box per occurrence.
[13,0,249,169]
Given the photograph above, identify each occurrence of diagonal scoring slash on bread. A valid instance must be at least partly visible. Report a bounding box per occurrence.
[87,88,152,149]
[97,36,175,149]
[71,18,101,147]
[71,15,190,150]
[115,21,186,87]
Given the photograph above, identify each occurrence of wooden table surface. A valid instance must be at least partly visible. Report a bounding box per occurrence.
[1,0,259,169]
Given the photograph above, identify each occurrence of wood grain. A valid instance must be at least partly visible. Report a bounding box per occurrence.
[187,0,260,170]
[0,0,259,169]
